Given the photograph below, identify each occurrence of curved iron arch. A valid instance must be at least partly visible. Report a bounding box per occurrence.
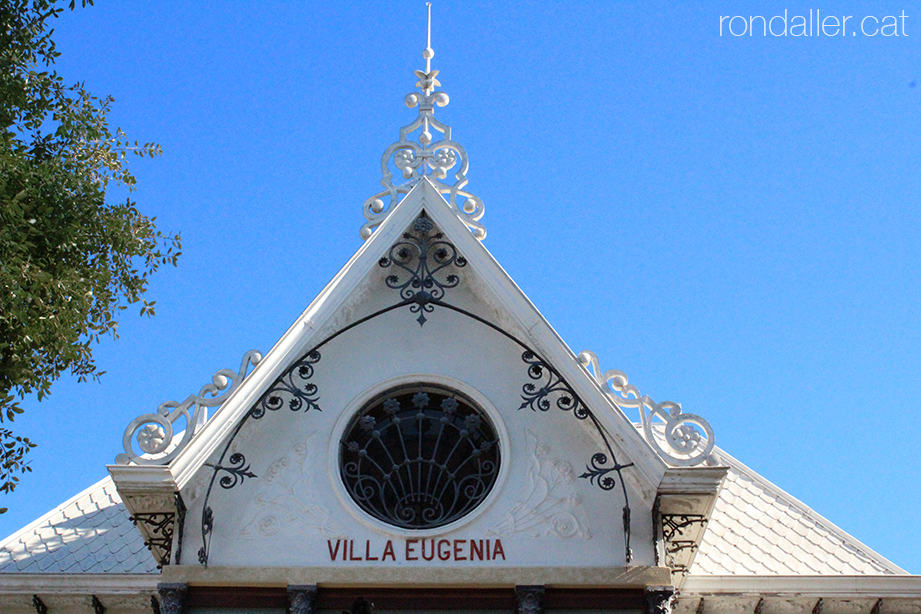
[195,298,635,565]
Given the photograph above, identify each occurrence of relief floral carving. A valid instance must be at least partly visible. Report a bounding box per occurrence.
[489,430,590,539]
[233,434,344,540]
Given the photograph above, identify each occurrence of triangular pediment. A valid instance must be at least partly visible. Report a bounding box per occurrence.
[109,181,685,572]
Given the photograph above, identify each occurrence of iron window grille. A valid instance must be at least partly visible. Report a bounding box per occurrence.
[340,385,500,530]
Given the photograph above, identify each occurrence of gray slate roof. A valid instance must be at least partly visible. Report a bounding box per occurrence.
[0,476,157,574]
[690,448,904,575]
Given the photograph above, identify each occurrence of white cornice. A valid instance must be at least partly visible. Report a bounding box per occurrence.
[0,574,157,594]
[682,575,921,598]
[161,564,672,588]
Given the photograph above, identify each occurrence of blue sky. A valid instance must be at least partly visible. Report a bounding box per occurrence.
[2,2,920,573]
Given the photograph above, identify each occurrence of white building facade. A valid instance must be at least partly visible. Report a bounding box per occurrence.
[2,15,920,614]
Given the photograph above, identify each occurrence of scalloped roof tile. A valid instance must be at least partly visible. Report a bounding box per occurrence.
[0,476,157,575]
[690,448,904,576]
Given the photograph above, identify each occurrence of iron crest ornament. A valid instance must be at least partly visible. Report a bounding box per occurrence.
[362,4,485,241]
[578,350,715,466]
[116,350,263,466]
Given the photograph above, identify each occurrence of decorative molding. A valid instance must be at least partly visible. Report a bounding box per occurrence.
[578,350,714,466]
[361,6,484,240]
[378,214,467,325]
[129,511,176,569]
[516,585,545,614]
[116,350,263,465]
[288,585,318,614]
[682,575,921,597]
[644,586,675,614]
[489,430,590,539]
[157,583,187,614]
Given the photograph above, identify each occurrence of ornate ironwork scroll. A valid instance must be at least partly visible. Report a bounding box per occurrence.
[205,452,256,489]
[578,350,714,466]
[91,595,106,614]
[340,386,499,529]
[519,351,589,418]
[379,215,466,325]
[661,513,708,574]
[515,347,634,562]
[197,506,213,565]
[252,350,321,418]
[116,350,263,465]
[129,511,176,568]
[362,5,484,240]
[198,344,326,565]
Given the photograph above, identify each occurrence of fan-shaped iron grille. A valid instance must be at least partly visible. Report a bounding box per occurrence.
[340,385,500,530]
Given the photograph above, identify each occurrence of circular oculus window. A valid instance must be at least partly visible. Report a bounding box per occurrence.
[339,384,500,530]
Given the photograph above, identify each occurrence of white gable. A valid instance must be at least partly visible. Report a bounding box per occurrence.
[157,181,670,571]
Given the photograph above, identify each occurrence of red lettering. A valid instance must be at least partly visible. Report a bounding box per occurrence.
[437,539,451,561]
[405,539,418,561]
[348,540,362,561]
[470,539,483,561]
[382,540,396,561]
[493,539,506,561]
[364,540,378,561]
[453,539,466,561]
[422,539,435,561]
[327,539,342,561]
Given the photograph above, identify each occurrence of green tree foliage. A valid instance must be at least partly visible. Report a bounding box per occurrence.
[0,0,180,511]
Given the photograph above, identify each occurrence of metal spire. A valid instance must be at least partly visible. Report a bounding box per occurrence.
[361,2,486,241]
[415,3,440,96]
[425,2,432,73]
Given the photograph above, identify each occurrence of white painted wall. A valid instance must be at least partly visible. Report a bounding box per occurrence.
[179,218,655,570]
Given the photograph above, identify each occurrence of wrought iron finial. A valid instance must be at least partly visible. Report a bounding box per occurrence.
[578,350,715,466]
[362,2,485,241]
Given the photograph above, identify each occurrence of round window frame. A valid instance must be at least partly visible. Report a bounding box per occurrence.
[328,375,509,537]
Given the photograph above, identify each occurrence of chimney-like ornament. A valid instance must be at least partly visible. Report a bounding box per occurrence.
[362,3,485,240]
